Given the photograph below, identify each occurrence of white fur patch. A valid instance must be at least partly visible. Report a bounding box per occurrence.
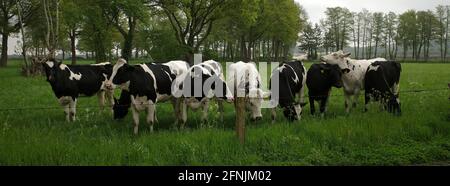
[46,61,54,68]
[280,64,300,83]
[59,64,82,81]
[132,95,149,111]
[139,64,157,91]
[109,60,126,87]
[368,65,380,72]
[164,71,173,81]
[91,62,111,66]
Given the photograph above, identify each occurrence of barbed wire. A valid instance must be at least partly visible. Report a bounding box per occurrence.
[0,88,447,112]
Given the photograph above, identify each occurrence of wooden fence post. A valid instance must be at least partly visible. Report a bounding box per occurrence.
[235,97,246,144]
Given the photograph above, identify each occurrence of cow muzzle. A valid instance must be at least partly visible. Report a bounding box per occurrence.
[105,81,115,90]
[251,116,262,122]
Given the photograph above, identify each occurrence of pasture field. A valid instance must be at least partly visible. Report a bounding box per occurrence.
[0,60,449,165]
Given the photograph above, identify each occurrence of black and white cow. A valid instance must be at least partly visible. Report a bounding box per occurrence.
[364,61,402,115]
[112,60,190,124]
[175,60,233,127]
[227,61,265,121]
[106,59,189,134]
[320,50,387,113]
[42,59,113,121]
[306,63,343,116]
[270,61,307,122]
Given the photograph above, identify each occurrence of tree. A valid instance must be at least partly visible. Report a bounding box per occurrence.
[372,12,384,58]
[299,22,321,59]
[351,12,363,59]
[157,0,226,64]
[101,0,148,61]
[436,5,449,62]
[321,19,336,54]
[384,12,398,59]
[0,0,34,67]
[16,0,30,75]
[42,0,61,58]
[324,7,352,51]
[416,11,437,61]
[60,0,82,64]
[398,10,417,60]
[77,0,114,63]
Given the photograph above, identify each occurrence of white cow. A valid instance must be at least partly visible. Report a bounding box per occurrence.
[227,61,264,121]
[320,51,386,113]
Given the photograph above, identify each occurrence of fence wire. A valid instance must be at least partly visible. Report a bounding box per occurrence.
[0,88,447,112]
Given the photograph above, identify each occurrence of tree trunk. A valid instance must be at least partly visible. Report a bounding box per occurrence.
[121,17,136,62]
[70,31,77,65]
[403,42,407,60]
[445,8,449,62]
[122,33,133,61]
[0,33,9,67]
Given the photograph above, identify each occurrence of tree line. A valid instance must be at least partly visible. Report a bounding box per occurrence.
[299,6,450,61]
[1,1,448,69]
[0,0,305,68]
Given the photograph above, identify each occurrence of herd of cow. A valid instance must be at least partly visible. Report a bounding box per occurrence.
[41,50,402,134]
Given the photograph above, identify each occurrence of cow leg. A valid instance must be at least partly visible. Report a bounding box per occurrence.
[364,93,370,112]
[58,96,71,122]
[63,103,70,122]
[105,90,114,113]
[171,98,179,128]
[180,98,187,129]
[218,99,224,123]
[299,86,306,105]
[201,100,209,127]
[309,97,316,115]
[380,97,386,111]
[319,98,327,118]
[271,108,277,124]
[97,91,105,111]
[344,93,351,114]
[69,98,77,122]
[131,105,140,135]
[353,89,361,109]
[147,101,156,133]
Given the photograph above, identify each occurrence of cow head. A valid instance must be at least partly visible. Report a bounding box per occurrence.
[320,64,343,88]
[106,58,134,90]
[113,90,131,120]
[42,59,62,83]
[246,89,263,121]
[320,51,352,73]
[387,95,401,116]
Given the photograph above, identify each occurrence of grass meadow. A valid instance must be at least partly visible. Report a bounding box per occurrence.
[0,59,449,165]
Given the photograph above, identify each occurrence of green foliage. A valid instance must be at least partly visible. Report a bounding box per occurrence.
[299,22,322,59]
[146,21,189,62]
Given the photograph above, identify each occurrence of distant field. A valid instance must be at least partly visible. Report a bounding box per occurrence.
[0,60,449,165]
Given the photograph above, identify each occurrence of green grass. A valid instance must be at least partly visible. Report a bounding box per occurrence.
[0,60,449,165]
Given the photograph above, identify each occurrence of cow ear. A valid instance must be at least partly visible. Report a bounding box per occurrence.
[343,52,351,58]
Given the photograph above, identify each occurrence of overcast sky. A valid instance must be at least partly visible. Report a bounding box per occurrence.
[297,0,448,24]
[5,0,450,55]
